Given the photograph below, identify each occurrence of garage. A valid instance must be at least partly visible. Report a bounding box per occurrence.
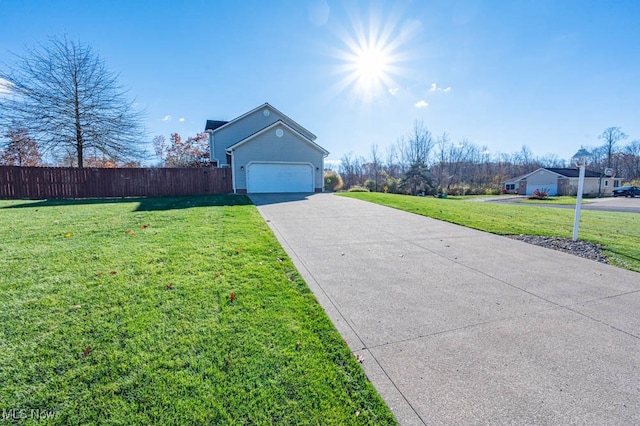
[206,104,329,194]
[246,163,314,193]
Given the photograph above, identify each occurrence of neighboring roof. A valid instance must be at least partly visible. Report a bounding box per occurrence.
[504,173,530,183]
[225,120,329,156]
[204,120,228,131]
[543,168,602,178]
[511,167,604,182]
[205,102,317,141]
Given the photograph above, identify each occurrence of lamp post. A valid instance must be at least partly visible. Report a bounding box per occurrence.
[572,148,592,241]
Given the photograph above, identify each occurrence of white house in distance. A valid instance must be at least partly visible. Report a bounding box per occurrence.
[503,167,622,197]
[204,103,329,194]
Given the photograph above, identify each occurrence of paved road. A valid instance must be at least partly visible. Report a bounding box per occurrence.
[250,193,640,425]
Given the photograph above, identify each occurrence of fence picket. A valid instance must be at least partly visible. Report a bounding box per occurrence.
[0,166,233,199]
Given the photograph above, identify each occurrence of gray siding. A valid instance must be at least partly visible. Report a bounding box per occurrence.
[212,105,315,165]
[231,125,324,191]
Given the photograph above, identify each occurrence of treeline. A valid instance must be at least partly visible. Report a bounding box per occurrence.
[332,122,640,195]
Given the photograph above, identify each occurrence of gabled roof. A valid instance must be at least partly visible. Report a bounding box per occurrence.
[513,167,603,181]
[225,120,329,156]
[543,168,602,178]
[205,102,317,141]
[504,173,530,183]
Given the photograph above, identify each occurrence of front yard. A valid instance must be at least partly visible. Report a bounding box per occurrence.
[0,196,394,425]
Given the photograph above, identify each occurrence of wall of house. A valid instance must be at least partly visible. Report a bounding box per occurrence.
[523,169,559,195]
[599,178,621,196]
[559,178,620,196]
[557,178,571,195]
[211,106,315,165]
[231,124,324,191]
[582,178,621,196]
[525,169,558,187]
[518,181,526,195]
[502,182,518,194]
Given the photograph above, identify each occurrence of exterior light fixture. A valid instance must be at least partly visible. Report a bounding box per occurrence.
[571,148,592,241]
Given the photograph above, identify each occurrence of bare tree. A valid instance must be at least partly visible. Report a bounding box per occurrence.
[400,120,434,168]
[153,135,167,167]
[599,127,627,169]
[369,143,381,191]
[384,143,400,178]
[0,37,145,168]
[619,140,640,181]
[434,132,449,190]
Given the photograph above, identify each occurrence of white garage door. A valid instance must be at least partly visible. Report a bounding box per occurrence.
[247,163,313,193]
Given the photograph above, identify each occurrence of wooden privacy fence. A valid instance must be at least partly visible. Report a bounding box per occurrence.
[0,166,233,199]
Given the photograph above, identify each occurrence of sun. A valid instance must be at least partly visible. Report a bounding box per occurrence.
[354,45,390,87]
[331,5,416,104]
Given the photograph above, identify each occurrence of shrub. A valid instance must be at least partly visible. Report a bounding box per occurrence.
[364,179,376,192]
[324,171,344,192]
[347,185,370,192]
[530,188,550,200]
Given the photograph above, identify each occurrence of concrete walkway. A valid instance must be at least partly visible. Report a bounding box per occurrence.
[250,193,640,425]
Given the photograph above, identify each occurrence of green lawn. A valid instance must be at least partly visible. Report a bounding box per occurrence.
[339,192,640,272]
[0,196,394,425]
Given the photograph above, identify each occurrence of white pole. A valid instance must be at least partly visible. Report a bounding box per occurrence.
[572,163,586,241]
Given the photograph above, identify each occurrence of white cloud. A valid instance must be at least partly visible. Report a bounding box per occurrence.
[161,115,172,121]
[388,87,399,95]
[179,117,185,122]
[414,100,429,108]
[430,83,451,92]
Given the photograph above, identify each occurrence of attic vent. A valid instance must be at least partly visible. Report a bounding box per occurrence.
[263,109,270,117]
[276,129,284,137]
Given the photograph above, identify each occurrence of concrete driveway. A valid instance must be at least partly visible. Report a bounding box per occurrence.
[250,193,640,425]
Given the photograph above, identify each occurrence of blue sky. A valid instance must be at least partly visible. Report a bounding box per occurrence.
[1,0,639,165]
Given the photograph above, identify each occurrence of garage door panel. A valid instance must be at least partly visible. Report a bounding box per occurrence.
[526,184,558,196]
[247,163,313,193]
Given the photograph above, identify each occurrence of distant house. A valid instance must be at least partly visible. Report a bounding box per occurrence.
[205,103,329,194]
[503,168,622,197]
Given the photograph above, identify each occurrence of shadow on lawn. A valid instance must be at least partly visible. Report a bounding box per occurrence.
[0,194,253,211]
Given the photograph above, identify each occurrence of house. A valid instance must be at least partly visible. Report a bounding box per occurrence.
[204,103,329,194]
[504,167,622,197]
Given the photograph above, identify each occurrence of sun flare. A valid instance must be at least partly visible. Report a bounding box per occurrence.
[354,46,389,83]
[331,5,417,103]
